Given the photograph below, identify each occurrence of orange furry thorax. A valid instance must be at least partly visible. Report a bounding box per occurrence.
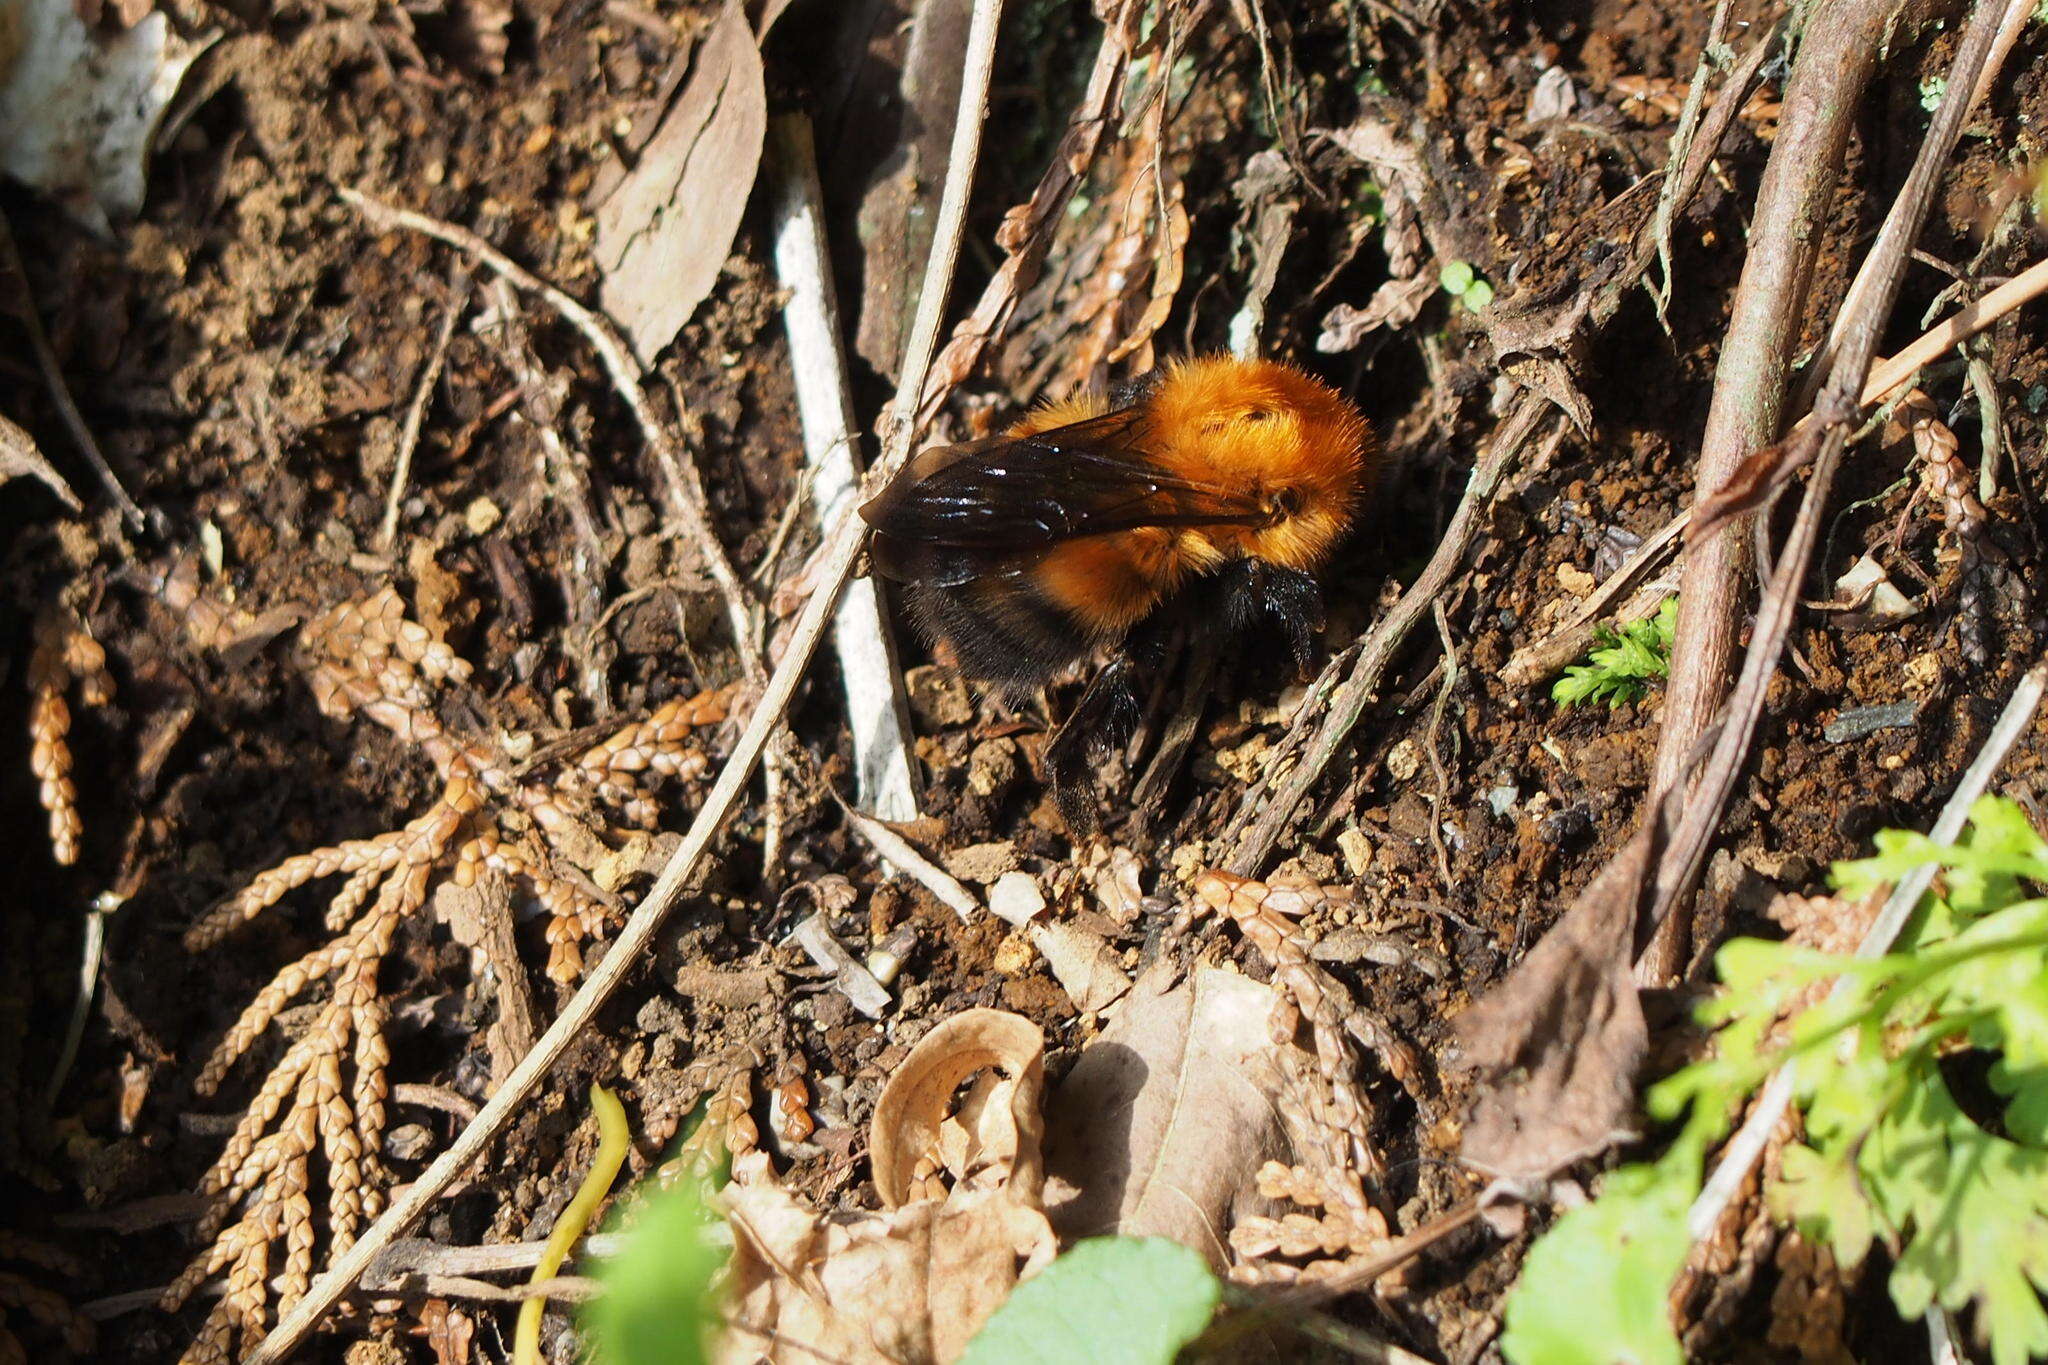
[1014,355,1373,635]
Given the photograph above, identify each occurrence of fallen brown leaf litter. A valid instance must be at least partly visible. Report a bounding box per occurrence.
[7,0,2048,1361]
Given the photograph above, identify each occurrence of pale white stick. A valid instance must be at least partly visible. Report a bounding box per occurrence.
[769,113,920,821]
[1794,0,2035,411]
[379,274,468,551]
[839,801,981,923]
[246,1,1007,1356]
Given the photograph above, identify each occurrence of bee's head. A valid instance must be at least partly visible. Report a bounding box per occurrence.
[1152,355,1373,573]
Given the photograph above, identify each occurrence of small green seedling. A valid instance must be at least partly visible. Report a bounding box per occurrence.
[1439,260,1495,313]
[1551,597,1678,709]
[583,1171,727,1365]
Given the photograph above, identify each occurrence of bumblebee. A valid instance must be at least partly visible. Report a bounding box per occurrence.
[861,355,1373,829]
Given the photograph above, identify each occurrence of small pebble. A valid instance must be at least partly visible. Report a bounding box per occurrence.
[1823,700,1918,744]
[988,871,1046,926]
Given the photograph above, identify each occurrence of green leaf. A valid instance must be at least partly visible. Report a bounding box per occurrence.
[1772,1142,1876,1270]
[583,1177,727,1365]
[958,1237,1220,1365]
[1438,260,1475,295]
[1510,797,2048,1365]
[1500,1158,1695,1365]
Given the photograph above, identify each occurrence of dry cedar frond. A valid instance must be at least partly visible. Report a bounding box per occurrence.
[1609,73,1782,126]
[170,588,736,1362]
[27,603,112,866]
[1896,387,2001,666]
[1191,870,1408,1284]
[0,1257,95,1358]
[993,19,1192,404]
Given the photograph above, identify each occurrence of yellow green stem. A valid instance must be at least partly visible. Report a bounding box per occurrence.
[513,1083,630,1365]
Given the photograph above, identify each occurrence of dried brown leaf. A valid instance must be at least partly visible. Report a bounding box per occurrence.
[1453,822,1654,1182]
[1684,433,1805,544]
[1028,919,1131,1013]
[870,1007,1045,1209]
[852,0,973,379]
[1044,967,1292,1266]
[592,1,766,364]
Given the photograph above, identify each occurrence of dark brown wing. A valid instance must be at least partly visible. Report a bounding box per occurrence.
[859,406,1267,586]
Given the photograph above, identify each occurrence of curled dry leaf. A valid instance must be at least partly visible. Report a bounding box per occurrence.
[720,1009,1055,1364]
[591,1,766,364]
[1453,819,1654,1183]
[870,1007,1046,1209]
[1044,966,1293,1267]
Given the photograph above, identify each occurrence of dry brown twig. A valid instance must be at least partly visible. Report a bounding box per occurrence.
[247,1,1007,1356]
[28,602,113,867]
[1651,0,1907,829]
[168,588,734,1363]
[377,270,471,552]
[1639,0,2027,981]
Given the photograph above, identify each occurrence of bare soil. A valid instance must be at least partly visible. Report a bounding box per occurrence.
[4,0,2047,1361]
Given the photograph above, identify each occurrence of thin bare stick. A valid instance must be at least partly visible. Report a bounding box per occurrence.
[248,4,1007,1357]
[0,216,147,530]
[337,187,763,683]
[1645,0,1736,328]
[769,113,920,821]
[1649,0,1895,806]
[378,272,470,551]
[1639,0,2016,982]
[1226,400,1555,873]
[1791,0,2035,414]
[1858,254,2048,408]
[838,800,980,922]
[1686,649,2048,1240]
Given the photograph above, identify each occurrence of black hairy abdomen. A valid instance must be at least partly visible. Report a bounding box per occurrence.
[901,577,1093,696]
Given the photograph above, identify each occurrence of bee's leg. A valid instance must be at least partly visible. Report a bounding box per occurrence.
[1044,656,1141,834]
[1214,561,1326,676]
